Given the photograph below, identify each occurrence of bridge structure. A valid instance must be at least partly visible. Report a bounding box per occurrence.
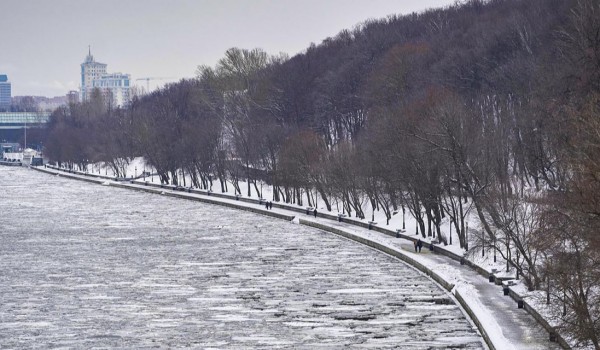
[0,111,51,145]
[0,112,51,130]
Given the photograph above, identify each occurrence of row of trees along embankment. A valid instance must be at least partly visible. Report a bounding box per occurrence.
[44,0,600,347]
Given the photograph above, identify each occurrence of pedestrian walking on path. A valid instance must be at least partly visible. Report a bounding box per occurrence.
[414,240,418,252]
[417,239,422,253]
[313,208,317,217]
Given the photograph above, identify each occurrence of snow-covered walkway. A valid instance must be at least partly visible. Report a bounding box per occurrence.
[34,165,565,349]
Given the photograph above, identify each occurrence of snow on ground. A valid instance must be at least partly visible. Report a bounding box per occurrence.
[0,166,484,349]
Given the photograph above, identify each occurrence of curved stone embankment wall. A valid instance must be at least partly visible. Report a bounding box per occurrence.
[34,165,569,349]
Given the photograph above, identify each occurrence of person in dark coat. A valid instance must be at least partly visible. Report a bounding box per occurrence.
[417,239,422,253]
[313,208,317,217]
[269,201,272,210]
[414,241,418,252]
[265,201,269,210]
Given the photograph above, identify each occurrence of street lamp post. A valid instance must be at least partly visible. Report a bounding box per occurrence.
[547,258,552,305]
[516,250,520,279]
[449,219,452,245]
[507,241,510,272]
[465,222,469,251]
[482,233,485,257]
[24,115,27,150]
[402,206,405,230]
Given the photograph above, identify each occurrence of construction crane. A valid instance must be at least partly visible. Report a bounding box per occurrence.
[135,77,177,93]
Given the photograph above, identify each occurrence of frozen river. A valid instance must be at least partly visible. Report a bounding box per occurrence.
[0,166,484,349]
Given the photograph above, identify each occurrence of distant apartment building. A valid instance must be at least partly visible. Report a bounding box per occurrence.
[80,48,131,107]
[67,90,79,104]
[0,75,11,111]
[92,72,130,108]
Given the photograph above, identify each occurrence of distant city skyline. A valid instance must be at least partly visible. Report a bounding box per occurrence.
[1,0,456,97]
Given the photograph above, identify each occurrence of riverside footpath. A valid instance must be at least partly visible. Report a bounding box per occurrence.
[33,165,567,350]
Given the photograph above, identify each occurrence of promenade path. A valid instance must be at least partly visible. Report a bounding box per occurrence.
[34,166,564,349]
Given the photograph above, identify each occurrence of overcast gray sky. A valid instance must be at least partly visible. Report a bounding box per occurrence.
[1,0,456,97]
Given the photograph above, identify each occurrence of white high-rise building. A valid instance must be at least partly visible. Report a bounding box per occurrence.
[80,48,107,102]
[80,48,130,107]
[0,75,12,111]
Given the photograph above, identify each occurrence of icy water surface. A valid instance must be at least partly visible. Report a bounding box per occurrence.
[0,167,483,349]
